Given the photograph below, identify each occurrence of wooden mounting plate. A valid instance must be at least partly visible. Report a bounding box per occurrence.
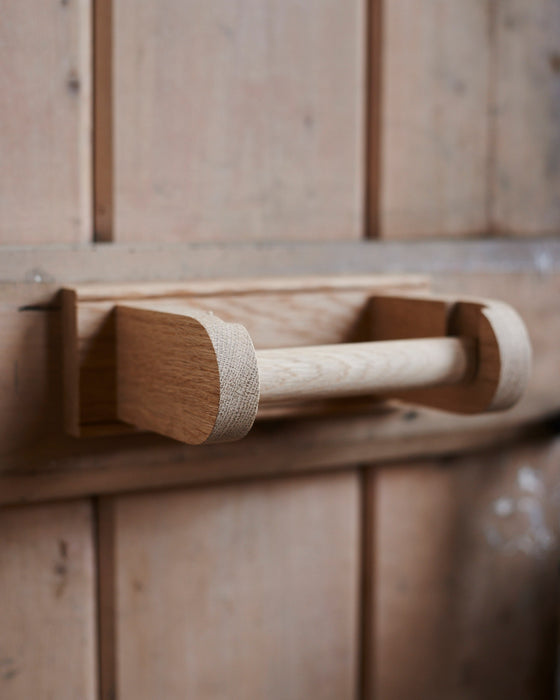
[62,276,430,437]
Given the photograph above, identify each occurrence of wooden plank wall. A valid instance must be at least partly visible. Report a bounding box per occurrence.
[491,0,560,234]
[0,500,97,699]
[378,0,560,238]
[99,472,360,700]
[0,1,559,699]
[364,434,560,699]
[1,0,558,244]
[0,0,91,245]
[101,0,365,243]
[379,0,490,238]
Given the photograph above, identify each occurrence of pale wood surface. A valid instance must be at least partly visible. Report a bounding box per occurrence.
[257,337,471,404]
[0,239,557,284]
[380,0,490,238]
[491,0,560,235]
[367,434,560,699]
[107,473,359,699]
[379,0,560,238]
[109,0,364,243]
[0,0,91,244]
[0,500,97,698]
[72,275,428,301]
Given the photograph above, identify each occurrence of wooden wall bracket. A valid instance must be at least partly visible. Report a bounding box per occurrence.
[62,277,531,445]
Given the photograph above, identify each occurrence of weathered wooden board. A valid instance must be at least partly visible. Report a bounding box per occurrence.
[379,0,560,238]
[0,500,97,698]
[106,0,364,242]
[0,0,91,244]
[101,472,359,699]
[491,0,560,235]
[379,0,490,238]
[366,435,560,699]
[0,239,557,283]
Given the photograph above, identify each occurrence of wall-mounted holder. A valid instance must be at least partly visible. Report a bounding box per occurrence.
[62,276,531,445]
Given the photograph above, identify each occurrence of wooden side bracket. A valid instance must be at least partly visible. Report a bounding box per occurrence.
[117,304,259,445]
[369,294,532,414]
[62,277,531,445]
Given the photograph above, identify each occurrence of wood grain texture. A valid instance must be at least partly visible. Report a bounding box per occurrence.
[97,497,116,700]
[0,0,91,244]
[117,304,259,443]
[491,0,560,234]
[108,473,359,699]
[379,0,560,238]
[365,435,560,699]
[110,0,364,242]
[379,0,490,238]
[257,337,472,404]
[0,500,97,698]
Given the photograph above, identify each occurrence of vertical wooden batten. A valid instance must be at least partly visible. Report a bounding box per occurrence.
[93,0,113,242]
[365,0,384,238]
[358,468,377,699]
[96,497,117,700]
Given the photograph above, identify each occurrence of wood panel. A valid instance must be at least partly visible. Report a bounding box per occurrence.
[108,0,364,242]
[379,0,560,238]
[365,435,560,699]
[0,0,91,244]
[379,0,490,238]
[102,472,359,699]
[0,500,97,698]
[491,0,560,234]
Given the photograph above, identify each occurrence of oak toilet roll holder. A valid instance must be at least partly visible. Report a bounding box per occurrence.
[62,276,532,445]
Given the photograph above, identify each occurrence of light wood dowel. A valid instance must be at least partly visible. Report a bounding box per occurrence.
[257,337,474,405]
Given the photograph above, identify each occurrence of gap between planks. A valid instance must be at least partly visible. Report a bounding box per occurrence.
[93,0,113,242]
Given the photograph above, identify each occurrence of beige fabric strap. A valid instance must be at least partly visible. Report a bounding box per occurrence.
[206,317,260,443]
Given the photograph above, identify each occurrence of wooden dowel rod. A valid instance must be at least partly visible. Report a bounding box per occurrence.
[257,337,474,405]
